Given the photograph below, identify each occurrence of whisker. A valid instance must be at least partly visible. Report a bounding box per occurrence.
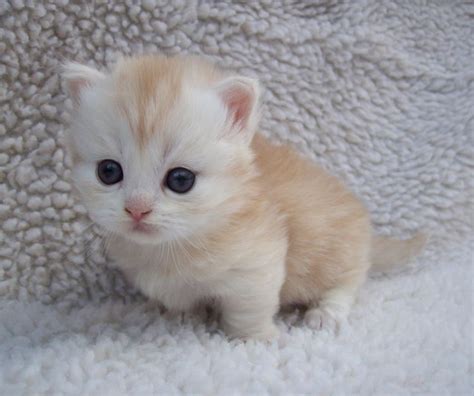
[168,241,193,287]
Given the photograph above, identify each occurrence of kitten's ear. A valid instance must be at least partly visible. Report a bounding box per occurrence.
[62,62,105,105]
[215,76,260,143]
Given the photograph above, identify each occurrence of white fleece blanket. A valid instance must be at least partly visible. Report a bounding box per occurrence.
[1,1,472,394]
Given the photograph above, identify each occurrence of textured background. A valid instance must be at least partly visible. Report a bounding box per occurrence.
[0,1,473,394]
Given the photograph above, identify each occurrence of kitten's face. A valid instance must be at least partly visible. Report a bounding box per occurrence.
[64,57,259,244]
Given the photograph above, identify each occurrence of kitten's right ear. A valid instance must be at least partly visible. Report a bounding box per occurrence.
[62,62,105,105]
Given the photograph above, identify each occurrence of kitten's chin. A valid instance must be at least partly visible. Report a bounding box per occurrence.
[102,222,175,246]
[123,230,163,245]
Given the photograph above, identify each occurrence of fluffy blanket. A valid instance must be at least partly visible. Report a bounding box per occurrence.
[1,1,472,394]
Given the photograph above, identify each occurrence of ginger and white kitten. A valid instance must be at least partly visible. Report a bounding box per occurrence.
[63,55,424,340]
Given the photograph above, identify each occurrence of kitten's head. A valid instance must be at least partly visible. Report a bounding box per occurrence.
[63,56,260,244]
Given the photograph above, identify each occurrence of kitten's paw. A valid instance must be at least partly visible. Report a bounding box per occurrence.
[254,324,280,342]
[304,308,340,333]
[224,323,279,342]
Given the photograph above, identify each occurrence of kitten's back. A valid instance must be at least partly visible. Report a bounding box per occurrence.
[252,134,372,304]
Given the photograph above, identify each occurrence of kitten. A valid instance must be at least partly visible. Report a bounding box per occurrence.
[63,55,425,340]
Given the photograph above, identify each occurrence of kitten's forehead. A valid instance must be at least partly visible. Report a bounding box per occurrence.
[111,56,222,148]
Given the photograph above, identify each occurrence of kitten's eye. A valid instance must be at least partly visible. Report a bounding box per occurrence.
[165,167,195,194]
[97,160,123,185]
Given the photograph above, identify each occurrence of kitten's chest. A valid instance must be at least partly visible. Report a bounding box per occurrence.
[133,265,203,311]
[108,240,216,310]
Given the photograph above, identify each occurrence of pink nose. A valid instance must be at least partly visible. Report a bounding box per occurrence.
[124,205,153,222]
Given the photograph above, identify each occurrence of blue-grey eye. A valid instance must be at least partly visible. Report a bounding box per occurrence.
[166,167,195,194]
[97,160,123,185]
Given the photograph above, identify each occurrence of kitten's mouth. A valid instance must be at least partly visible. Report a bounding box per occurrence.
[130,222,156,234]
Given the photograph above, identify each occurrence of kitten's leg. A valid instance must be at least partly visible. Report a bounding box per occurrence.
[220,291,280,341]
[219,262,285,341]
[304,271,367,332]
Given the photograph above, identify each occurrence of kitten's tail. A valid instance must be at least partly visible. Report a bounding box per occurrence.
[370,233,427,272]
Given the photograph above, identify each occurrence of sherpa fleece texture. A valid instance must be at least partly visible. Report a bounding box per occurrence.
[0,1,472,395]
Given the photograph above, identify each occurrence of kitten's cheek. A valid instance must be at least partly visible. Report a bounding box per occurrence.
[85,207,119,232]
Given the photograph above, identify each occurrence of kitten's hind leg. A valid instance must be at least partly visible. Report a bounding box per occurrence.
[304,273,366,332]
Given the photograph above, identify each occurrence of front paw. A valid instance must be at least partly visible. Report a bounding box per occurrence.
[223,322,279,342]
[252,324,280,342]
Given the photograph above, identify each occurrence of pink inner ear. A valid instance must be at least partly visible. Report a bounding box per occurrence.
[220,83,254,130]
[226,90,250,128]
[68,79,90,104]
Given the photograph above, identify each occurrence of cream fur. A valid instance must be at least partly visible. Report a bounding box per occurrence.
[64,55,421,340]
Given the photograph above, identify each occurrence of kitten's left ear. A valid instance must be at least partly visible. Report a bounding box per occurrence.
[215,76,260,144]
[62,62,105,105]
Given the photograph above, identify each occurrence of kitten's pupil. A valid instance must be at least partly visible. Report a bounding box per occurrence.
[166,167,195,193]
[97,160,123,185]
